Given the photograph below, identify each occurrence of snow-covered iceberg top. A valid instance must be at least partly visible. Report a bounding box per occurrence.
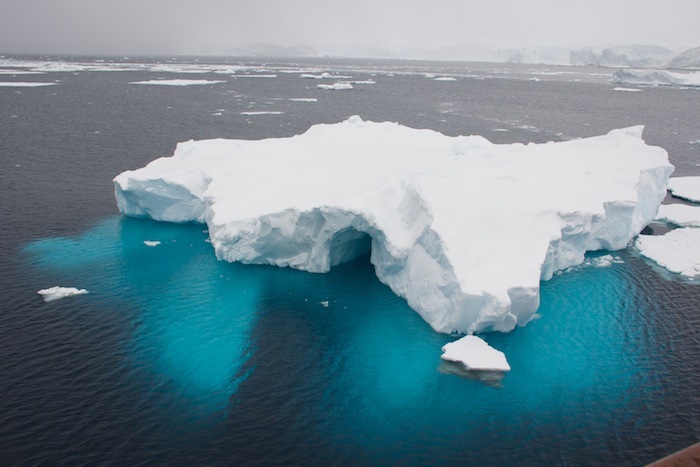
[114,117,672,334]
[612,69,700,87]
[441,335,510,372]
[38,286,88,302]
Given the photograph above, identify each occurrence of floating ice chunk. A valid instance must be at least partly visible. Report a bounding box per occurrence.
[301,72,352,79]
[668,176,700,203]
[0,82,56,87]
[233,74,277,78]
[434,76,457,81]
[289,98,317,102]
[317,82,353,90]
[144,240,161,247]
[130,79,225,86]
[114,117,672,334]
[613,87,642,92]
[441,335,511,372]
[38,286,88,302]
[240,111,284,115]
[636,228,700,278]
[655,204,700,227]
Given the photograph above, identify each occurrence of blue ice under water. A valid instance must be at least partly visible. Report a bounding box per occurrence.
[24,216,664,457]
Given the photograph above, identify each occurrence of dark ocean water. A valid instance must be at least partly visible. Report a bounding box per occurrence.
[2,55,700,465]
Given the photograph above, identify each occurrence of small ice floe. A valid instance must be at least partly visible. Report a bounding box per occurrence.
[0,82,56,87]
[613,87,642,92]
[434,76,457,81]
[289,98,317,102]
[636,228,700,278]
[129,79,225,86]
[668,176,700,203]
[529,77,541,82]
[350,80,376,85]
[37,286,88,302]
[240,111,284,115]
[655,204,700,227]
[441,335,511,372]
[584,254,623,268]
[144,240,161,247]
[233,74,277,78]
[319,300,329,307]
[317,83,353,91]
[301,72,352,79]
[689,140,700,145]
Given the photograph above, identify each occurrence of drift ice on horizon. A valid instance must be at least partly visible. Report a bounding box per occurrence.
[114,116,672,334]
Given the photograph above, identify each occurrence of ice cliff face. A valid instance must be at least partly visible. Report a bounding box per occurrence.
[114,117,672,334]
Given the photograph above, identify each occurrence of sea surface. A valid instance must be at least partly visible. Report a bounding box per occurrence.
[1,55,700,466]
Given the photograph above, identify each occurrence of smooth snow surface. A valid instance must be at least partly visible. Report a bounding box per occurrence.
[637,228,700,278]
[655,204,700,227]
[37,286,88,302]
[668,176,700,202]
[441,335,511,371]
[129,80,225,86]
[114,117,672,334]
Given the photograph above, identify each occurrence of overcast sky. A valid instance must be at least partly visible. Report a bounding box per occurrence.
[1,0,699,56]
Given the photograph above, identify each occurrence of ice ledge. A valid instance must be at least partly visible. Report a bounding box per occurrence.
[114,117,673,334]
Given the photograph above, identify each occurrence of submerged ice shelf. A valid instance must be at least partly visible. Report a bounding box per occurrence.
[114,117,672,334]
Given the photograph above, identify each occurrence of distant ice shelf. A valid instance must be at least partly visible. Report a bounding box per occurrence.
[114,116,672,335]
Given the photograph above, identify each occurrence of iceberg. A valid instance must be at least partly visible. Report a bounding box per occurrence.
[114,117,672,334]
[441,335,510,372]
[38,286,89,302]
[668,176,700,203]
[612,69,700,87]
[637,228,700,278]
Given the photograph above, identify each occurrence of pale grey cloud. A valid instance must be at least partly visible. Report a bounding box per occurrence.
[1,0,698,55]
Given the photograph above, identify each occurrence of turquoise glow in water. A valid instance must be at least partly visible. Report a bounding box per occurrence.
[24,216,664,461]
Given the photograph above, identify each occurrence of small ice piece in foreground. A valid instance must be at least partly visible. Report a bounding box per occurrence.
[319,300,329,307]
[636,228,700,277]
[144,240,161,247]
[317,83,353,91]
[613,87,642,92]
[441,335,511,372]
[668,176,700,203]
[434,76,457,81]
[655,204,700,227]
[38,286,89,302]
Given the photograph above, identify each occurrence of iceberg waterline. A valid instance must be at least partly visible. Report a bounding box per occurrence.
[114,117,673,334]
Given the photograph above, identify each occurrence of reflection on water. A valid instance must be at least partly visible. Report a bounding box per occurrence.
[19,215,693,464]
